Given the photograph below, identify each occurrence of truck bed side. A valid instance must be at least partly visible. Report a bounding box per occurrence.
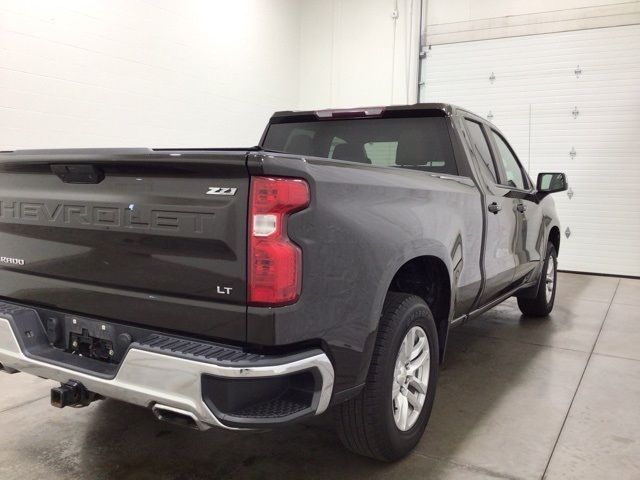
[246,152,483,390]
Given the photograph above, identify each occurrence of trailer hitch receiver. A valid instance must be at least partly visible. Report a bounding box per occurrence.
[51,380,102,408]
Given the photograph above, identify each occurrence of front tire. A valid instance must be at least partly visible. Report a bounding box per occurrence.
[518,243,557,317]
[336,292,439,461]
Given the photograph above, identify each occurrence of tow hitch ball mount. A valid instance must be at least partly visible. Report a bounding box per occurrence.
[51,380,103,408]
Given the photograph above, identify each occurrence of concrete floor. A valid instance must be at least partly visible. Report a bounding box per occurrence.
[1,272,639,480]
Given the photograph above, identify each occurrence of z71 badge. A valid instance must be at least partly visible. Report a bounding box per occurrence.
[206,187,237,196]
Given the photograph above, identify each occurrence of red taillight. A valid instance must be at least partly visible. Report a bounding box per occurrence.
[248,176,310,306]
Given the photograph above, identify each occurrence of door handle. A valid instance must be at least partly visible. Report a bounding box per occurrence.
[488,202,501,214]
[517,203,527,213]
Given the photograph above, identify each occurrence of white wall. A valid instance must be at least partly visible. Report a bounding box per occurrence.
[298,0,421,110]
[425,0,640,44]
[5,1,636,150]
[0,0,301,149]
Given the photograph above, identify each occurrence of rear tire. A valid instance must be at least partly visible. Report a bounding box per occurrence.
[336,292,439,461]
[518,243,557,317]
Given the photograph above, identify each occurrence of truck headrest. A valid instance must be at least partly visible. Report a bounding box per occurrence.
[285,134,313,154]
[396,132,428,166]
[332,143,371,164]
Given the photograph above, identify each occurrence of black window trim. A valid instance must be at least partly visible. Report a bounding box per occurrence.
[462,117,501,184]
[446,115,474,178]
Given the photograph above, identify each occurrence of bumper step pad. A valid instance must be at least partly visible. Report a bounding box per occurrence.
[135,333,266,365]
[230,396,309,419]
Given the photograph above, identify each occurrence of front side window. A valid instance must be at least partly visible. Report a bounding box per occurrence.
[262,116,458,175]
[490,131,527,190]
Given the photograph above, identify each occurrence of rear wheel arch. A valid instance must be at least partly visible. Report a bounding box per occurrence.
[385,255,452,364]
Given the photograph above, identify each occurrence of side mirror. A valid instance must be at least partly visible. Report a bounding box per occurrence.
[536,172,567,199]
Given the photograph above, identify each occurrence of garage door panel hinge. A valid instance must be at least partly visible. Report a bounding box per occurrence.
[572,107,580,119]
[569,147,576,159]
[574,65,582,78]
[567,187,574,199]
[565,227,571,239]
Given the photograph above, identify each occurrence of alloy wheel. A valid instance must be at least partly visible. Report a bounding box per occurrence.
[392,326,430,431]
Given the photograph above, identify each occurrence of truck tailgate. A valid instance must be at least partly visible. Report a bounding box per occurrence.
[0,149,249,341]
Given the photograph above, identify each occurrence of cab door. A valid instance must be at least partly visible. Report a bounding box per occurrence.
[487,129,542,282]
[462,118,521,305]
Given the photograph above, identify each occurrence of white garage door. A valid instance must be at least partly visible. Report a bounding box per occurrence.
[420,24,640,277]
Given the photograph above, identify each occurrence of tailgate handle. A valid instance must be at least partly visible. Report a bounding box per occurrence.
[51,164,105,184]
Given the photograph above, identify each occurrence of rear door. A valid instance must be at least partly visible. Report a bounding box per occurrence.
[0,149,249,341]
[463,119,521,304]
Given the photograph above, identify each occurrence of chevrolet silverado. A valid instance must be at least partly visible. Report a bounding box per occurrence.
[0,103,567,461]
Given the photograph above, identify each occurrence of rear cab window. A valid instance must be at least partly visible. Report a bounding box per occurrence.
[262,116,458,175]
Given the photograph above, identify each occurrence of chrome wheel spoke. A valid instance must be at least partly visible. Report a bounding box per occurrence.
[409,334,427,361]
[407,349,429,375]
[397,338,408,364]
[403,328,415,362]
[394,393,409,430]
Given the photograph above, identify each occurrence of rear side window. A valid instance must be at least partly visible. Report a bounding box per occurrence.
[464,119,497,182]
[263,117,458,175]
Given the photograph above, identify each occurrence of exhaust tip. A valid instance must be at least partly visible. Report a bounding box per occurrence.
[152,404,208,431]
[0,363,19,374]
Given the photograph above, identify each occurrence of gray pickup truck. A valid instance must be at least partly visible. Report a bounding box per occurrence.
[0,103,566,461]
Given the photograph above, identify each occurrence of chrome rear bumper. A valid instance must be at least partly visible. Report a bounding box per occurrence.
[0,317,334,430]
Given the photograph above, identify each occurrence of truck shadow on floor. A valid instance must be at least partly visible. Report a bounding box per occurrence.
[73,301,559,479]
